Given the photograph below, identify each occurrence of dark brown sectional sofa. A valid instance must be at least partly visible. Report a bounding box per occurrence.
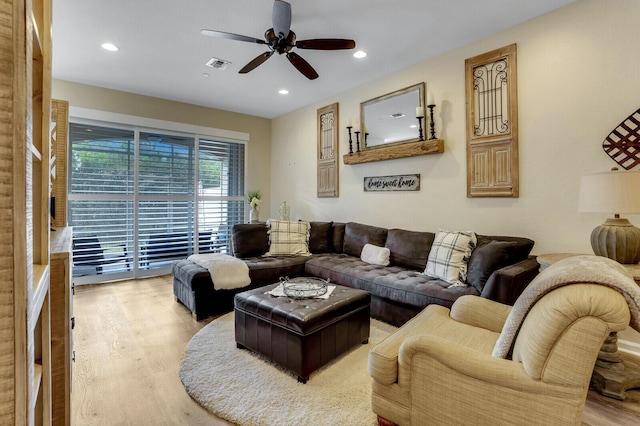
[172,221,539,325]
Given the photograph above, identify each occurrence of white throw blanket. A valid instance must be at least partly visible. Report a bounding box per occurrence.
[493,255,640,359]
[188,253,251,290]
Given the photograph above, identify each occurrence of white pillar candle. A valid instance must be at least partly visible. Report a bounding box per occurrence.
[427,92,434,106]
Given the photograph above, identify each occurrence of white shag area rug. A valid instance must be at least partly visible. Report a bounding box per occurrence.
[179,312,397,426]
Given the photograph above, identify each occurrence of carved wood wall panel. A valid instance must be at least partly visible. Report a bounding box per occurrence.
[465,44,519,197]
[317,103,339,197]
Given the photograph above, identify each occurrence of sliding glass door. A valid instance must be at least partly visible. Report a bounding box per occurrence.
[69,122,245,284]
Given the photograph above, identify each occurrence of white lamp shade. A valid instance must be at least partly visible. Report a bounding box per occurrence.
[578,170,640,214]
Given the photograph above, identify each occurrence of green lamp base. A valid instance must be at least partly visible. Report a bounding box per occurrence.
[591,217,640,265]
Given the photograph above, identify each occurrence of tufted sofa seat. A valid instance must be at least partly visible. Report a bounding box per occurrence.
[305,254,478,326]
[172,221,539,325]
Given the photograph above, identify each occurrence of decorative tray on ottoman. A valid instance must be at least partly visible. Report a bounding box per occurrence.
[280,276,329,299]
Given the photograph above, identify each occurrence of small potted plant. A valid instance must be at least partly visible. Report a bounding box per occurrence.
[247,190,262,223]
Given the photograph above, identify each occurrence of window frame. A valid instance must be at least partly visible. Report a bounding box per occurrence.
[68,108,249,284]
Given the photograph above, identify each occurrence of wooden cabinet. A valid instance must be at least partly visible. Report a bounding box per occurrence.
[0,0,53,424]
[51,228,72,425]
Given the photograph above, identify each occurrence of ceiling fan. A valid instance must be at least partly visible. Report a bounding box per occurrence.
[201,0,356,80]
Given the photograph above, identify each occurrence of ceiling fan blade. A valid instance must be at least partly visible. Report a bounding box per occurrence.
[272,0,292,39]
[201,29,266,45]
[239,51,274,74]
[286,52,319,80]
[296,39,356,50]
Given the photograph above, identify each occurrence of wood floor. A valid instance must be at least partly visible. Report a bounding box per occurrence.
[71,275,640,425]
[71,275,230,425]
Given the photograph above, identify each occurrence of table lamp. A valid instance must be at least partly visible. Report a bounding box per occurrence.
[578,169,640,264]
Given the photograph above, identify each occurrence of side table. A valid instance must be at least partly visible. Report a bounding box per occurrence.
[536,253,640,400]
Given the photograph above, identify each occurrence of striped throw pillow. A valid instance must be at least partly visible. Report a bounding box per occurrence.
[265,220,312,256]
[424,230,477,287]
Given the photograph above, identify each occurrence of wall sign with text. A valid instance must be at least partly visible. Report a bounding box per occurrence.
[363,174,420,192]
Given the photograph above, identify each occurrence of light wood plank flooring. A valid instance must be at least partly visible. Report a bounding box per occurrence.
[71,275,640,425]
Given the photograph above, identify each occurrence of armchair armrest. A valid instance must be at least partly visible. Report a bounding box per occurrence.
[480,256,539,305]
[449,295,511,333]
[398,334,577,399]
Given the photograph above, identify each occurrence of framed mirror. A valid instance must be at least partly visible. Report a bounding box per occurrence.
[361,82,425,149]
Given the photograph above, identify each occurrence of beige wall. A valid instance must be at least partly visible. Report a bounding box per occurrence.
[52,80,272,214]
[270,0,640,257]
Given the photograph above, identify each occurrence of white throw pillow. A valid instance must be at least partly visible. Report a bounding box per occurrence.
[424,230,477,287]
[265,219,312,256]
[360,243,391,266]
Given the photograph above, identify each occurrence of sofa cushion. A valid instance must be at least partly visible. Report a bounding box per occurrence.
[266,220,311,256]
[241,255,308,286]
[425,230,477,287]
[466,240,517,292]
[385,228,435,271]
[309,221,333,253]
[361,243,390,266]
[332,222,346,254]
[477,235,534,263]
[343,222,388,257]
[305,254,478,309]
[232,223,269,258]
[172,258,210,287]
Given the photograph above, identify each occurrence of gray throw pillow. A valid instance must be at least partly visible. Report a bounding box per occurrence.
[309,221,333,253]
[466,240,517,292]
[232,223,269,258]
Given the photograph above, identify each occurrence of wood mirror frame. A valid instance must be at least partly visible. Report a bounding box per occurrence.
[360,82,425,150]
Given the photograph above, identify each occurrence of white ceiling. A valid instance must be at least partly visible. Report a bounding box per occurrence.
[52,0,576,119]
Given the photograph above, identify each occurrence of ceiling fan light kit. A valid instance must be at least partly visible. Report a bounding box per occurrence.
[201,0,355,80]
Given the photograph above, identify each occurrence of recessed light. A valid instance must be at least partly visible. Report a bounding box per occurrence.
[409,124,417,128]
[353,50,367,59]
[101,43,119,52]
[202,73,210,78]
[278,89,289,95]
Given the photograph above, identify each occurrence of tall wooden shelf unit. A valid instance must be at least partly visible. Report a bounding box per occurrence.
[1,0,53,424]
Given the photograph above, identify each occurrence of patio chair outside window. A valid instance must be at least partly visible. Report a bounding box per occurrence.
[72,234,129,276]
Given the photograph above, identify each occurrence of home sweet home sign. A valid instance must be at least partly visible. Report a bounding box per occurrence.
[363,174,420,192]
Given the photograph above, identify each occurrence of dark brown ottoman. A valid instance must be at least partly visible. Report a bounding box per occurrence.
[234,282,371,383]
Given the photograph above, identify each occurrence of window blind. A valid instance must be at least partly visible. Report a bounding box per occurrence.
[69,123,246,282]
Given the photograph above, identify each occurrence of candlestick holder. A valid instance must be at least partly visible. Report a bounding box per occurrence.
[346,126,353,154]
[364,132,369,147]
[416,116,425,141]
[354,131,361,153]
[427,104,436,140]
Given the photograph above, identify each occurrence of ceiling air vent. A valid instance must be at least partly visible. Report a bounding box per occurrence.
[206,57,231,70]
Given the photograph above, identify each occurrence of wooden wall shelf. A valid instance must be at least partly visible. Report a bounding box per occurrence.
[342,139,444,165]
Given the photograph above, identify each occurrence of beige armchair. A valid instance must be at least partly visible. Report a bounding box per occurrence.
[369,282,631,425]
